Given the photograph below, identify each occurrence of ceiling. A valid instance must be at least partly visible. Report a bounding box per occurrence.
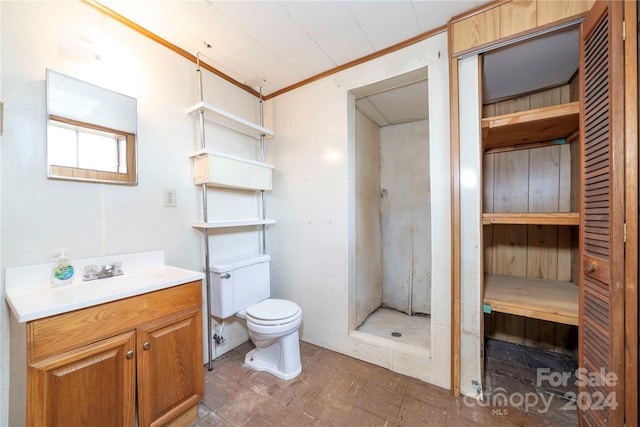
[356,79,428,127]
[97,0,487,96]
[353,67,428,127]
[483,26,579,103]
[92,1,579,126]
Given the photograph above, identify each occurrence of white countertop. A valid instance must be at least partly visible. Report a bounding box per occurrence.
[5,250,205,323]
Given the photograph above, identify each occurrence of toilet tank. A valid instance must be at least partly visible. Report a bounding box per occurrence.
[209,253,270,319]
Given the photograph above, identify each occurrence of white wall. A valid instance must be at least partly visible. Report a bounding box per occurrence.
[0,2,264,420]
[0,2,6,425]
[380,120,431,315]
[267,32,451,387]
[354,110,382,327]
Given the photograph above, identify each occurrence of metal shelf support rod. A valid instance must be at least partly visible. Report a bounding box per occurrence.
[260,87,266,255]
[197,53,214,371]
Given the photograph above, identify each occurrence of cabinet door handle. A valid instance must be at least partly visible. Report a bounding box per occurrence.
[126,350,134,359]
[221,273,231,279]
[586,262,596,273]
[143,342,151,350]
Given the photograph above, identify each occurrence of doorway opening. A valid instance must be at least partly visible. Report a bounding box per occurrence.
[351,68,432,351]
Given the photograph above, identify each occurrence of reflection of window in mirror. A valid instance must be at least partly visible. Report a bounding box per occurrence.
[46,69,137,185]
[48,115,135,180]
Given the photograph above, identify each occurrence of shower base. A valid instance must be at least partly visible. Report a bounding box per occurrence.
[356,306,431,350]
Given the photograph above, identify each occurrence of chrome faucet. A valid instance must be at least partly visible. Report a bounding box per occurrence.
[83,262,123,281]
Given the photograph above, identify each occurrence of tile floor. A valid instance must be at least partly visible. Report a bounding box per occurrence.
[191,340,578,426]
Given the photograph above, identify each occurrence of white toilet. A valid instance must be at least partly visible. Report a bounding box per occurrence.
[210,254,302,380]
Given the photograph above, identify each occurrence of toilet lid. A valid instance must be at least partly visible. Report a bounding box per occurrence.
[245,299,301,321]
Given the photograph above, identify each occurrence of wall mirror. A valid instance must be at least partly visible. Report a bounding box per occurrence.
[46,69,137,185]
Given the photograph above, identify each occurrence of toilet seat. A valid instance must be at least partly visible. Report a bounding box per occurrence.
[245,299,301,326]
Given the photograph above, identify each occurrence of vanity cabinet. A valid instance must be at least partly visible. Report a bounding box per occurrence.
[29,331,137,426]
[137,307,203,426]
[25,280,203,427]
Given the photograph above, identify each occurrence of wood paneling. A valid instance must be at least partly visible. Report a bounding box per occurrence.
[450,0,594,56]
[528,145,561,213]
[491,225,528,276]
[499,0,537,39]
[558,144,573,281]
[489,312,526,344]
[452,6,500,54]
[537,0,595,27]
[495,94,530,115]
[484,145,577,278]
[492,150,530,212]
[527,146,560,280]
[482,86,580,350]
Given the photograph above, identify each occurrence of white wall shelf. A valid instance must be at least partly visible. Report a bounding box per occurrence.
[188,71,273,369]
[189,149,274,191]
[186,101,274,140]
[192,219,276,229]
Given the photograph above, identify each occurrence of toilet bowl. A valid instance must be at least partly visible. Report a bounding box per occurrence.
[209,254,302,380]
[242,299,302,380]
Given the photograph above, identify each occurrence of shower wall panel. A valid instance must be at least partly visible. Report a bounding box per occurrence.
[380,120,431,315]
[410,120,431,314]
[355,110,383,327]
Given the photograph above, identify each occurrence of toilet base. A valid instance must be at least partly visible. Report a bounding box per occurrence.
[244,348,302,381]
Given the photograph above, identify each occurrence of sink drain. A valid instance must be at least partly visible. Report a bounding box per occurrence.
[391,332,402,337]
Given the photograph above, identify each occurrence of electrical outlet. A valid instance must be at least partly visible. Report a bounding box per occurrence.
[164,189,176,207]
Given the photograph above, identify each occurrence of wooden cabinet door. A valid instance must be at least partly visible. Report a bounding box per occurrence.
[27,331,136,427]
[579,1,625,426]
[137,306,203,427]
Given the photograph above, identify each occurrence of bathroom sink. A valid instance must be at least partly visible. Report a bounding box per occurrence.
[5,251,205,323]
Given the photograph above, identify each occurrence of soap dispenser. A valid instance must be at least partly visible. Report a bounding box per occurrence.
[51,248,75,286]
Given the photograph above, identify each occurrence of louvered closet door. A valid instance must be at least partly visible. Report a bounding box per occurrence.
[579,1,625,426]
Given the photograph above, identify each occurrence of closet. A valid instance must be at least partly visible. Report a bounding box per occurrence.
[450,1,638,425]
[481,83,581,350]
[476,37,584,425]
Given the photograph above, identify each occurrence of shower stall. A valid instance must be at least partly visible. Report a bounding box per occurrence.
[351,69,432,350]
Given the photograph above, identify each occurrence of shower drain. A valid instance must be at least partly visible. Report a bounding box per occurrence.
[391,332,402,337]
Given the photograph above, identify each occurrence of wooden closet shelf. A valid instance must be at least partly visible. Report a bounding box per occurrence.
[482,102,580,151]
[482,212,579,225]
[483,274,579,326]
